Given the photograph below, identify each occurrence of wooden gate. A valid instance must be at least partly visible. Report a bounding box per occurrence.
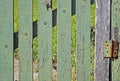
[0,0,120,81]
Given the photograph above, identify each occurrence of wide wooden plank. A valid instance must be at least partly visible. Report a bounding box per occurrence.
[0,1,13,81]
[76,0,90,81]
[38,0,52,81]
[111,0,120,81]
[57,0,71,81]
[18,0,33,81]
[95,0,110,81]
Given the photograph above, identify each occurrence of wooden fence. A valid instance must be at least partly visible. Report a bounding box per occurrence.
[0,0,120,81]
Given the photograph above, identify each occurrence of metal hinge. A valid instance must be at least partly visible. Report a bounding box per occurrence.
[104,40,119,59]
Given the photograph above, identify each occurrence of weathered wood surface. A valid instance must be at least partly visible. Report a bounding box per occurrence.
[38,0,52,81]
[57,0,72,81]
[0,1,13,81]
[95,0,110,81]
[111,0,120,80]
[18,0,33,81]
[76,0,91,81]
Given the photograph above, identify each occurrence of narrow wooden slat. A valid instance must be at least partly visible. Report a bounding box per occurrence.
[57,0,71,81]
[111,0,120,80]
[38,0,52,81]
[18,0,33,81]
[0,1,13,81]
[76,0,90,81]
[95,0,110,81]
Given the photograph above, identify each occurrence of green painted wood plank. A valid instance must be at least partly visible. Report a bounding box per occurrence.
[111,0,120,81]
[76,0,90,81]
[95,0,110,81]
[18,0,33,81]
[57,0,71,81]
[38,0,52,81]
[0,1,13,81]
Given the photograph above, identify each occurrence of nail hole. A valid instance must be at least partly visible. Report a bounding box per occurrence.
[63,10,66,13]
[106,51,108,53]
[106,44,108,46]
[5,45,8,48]
[25,33,27,36]
[43,21,47,25]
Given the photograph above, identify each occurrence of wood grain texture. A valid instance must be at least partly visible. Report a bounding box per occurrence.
[18,0,33,81]
[0,1,13,81]
[76,0,90,81]
[95,0,110,81]
[57,0,72,81]
[38,0,52,81]
[111,0,120,80]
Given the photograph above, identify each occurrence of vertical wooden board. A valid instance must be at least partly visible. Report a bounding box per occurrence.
[18,0,33,81]
[112,0,120,81]
[57,0,71,81]
[38,0,52,81]
[0,1,13,81]
[95,0,110,81]
[76,0,90,81]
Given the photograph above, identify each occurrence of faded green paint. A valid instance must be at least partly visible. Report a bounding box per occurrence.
[38,0,52,81]
[76,0,90,81]
[18,0,33,81]
[0,1,13,81]
[112,0,120,81]
[57,0,71,81]
[104,41,112,58]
